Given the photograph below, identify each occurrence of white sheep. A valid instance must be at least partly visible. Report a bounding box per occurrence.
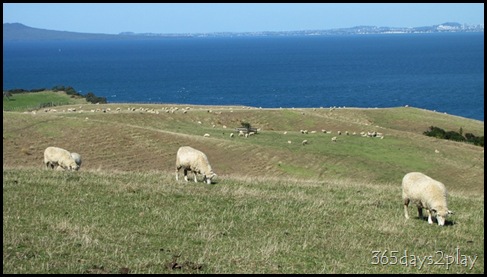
[402,172,453,226]
[175,146,216,184]
[302,139,308,145]
[44,146,79,171]
[331,136,337,142]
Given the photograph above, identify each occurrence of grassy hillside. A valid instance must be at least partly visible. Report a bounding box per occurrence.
[3,92,484,273]
[3,90,88,112]
[3,168,484,273]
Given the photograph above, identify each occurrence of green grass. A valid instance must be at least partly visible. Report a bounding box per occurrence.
[3,90,88,112]
[3,168,484,274]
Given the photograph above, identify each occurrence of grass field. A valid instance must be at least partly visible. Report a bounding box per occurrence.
[3,91,484,273]
[2,90,88,112]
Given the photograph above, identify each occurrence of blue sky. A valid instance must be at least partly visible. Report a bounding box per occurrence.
[3,3,484,34]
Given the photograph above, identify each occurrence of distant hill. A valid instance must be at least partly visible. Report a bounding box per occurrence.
[2,23,163,41]
[3,22,484,41]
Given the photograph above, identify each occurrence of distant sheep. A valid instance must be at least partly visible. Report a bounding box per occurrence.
[402,172,453,226]
[175,146,216,184]
[302,139,308,145]
[44,146,79,171]
[331,136,337,142]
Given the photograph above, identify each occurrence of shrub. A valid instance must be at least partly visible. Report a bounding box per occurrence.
[240,121,251,130]
[424,126,483,147]
[85,92,107,104]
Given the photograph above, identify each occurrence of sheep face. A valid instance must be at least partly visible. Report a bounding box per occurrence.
[203,173,217,184]
[432,208,453,226]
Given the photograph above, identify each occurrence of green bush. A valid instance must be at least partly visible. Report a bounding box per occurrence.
[85,92,107,104]
[424,126,483,147]
[240,121,251,129]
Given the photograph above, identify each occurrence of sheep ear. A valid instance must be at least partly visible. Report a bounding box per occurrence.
[448,210,454,215]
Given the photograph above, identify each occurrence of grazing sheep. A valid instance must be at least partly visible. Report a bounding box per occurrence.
[44,146,79,171]
[331,136,337,142]
[402,172,453,226]
[203,133,210,137]
[175,146,216,184]
[302,139,308,145]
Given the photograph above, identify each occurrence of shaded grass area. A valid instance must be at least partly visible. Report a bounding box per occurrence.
[3,168,484,274]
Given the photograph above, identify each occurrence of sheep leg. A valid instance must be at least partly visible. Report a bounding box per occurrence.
[193,172,198,183]
[175,167,180,181]
[417,207,423,219]
[403,198,410,219]
[183,169,189,182]
[426,210,434,224]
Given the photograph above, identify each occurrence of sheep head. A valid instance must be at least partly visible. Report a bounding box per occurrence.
[431,207,454,226]
[203,172,217,184]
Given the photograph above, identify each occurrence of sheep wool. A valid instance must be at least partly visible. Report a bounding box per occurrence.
[402,172,453,226]
[175,146,216,184]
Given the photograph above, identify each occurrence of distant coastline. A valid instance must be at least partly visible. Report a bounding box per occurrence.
[3,22,484,41]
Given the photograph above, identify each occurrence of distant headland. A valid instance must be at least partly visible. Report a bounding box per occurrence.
[3,22,484,41]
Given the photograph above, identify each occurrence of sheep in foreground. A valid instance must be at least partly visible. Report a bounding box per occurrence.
[175,146,216,184]
[44,146,79,171]
[402,172,453,226]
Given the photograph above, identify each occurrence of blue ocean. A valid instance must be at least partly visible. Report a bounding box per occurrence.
[3,32,484,121]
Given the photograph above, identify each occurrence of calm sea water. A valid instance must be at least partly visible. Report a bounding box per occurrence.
[3,33,484,121]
